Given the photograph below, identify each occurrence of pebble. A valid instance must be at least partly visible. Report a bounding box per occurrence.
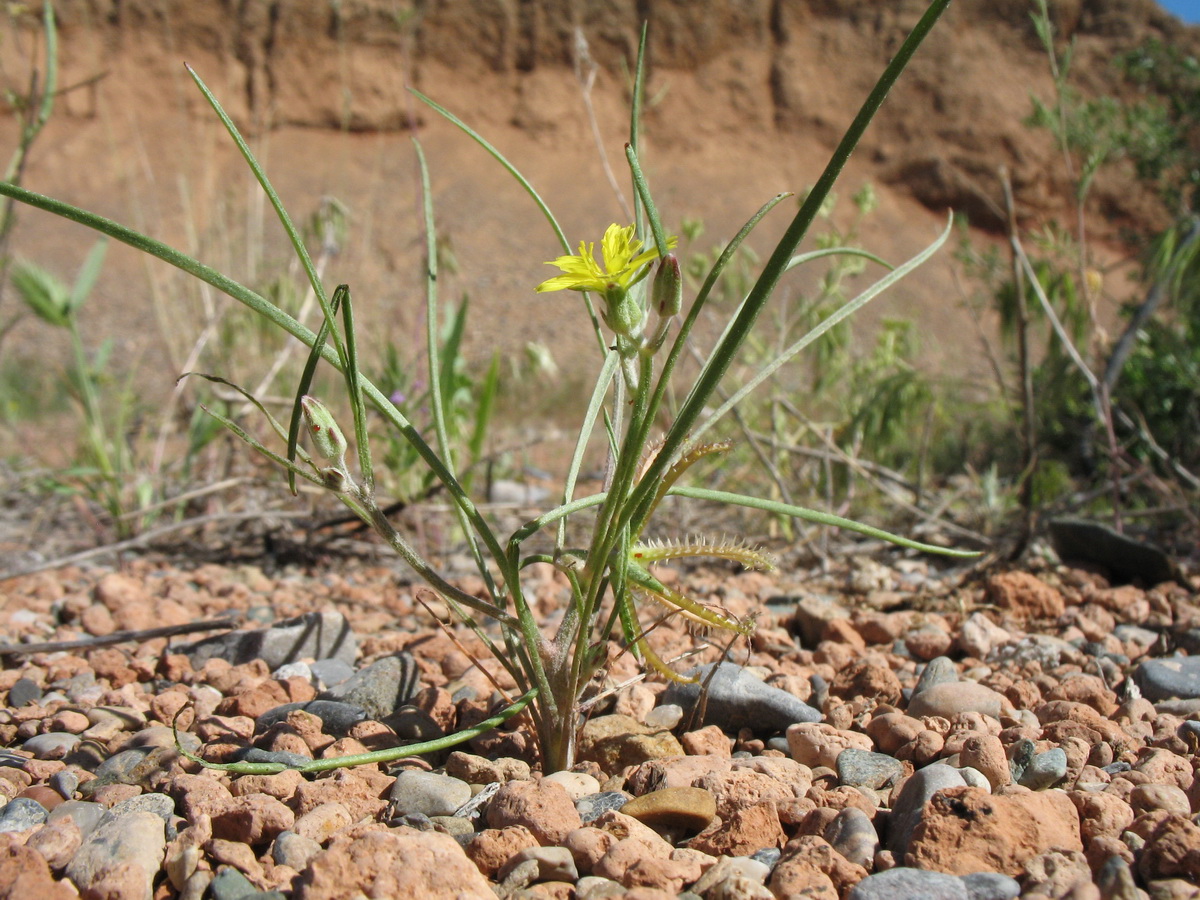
[388,769,473,817]
[65,808,166,900]
[619,787,717,832]
[913,656,958,695]
[1018,747,1068,789]
[8,677,42,707]
[47,799,106,835]
[542,770,600,801]
[661,662,821,734]
[236,747,313,768]
[255,699,367,736]
[0,796,48,833]
[1134,657,1200,701]
[849,866,970,900]
[497,845,578,883]
[836,748,905,790]
[960,871,1021,900]
[824,806,879,868]
[576,791,629,823]
[181,610,358,670]
[22,732,81,760]
[320,652,422,720]
[49,769,79,799]
[273,829,322,870]
[305,658,353,688]
[886,763,966,856]
[644,703,684,730]
[906,682,1008,719]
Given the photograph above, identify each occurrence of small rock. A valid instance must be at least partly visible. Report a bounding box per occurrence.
[1134,658,1200,702]
[661,662,820,734]
[885,763,966,856]
[497,846,579,884]
[576,792,629,824]
[486,779,582,845]
[320,653,422,721]
[787,722,873,769]
[960,871,1020,900]
[1048,517,1177,585]
[907,682,1008,720]
[181,611,357,671]
[47,799,106,836]
[0,796,48,833]
[273,829,322,871]
[849,867,969,900]
[255,700,367,736]
[620,787,716,833]
[65,808,166,900]
[21,732,80,760]
[1018,748,1068,790]
[824,807,880,869]
[913,657,957,696]
[985,571,1065,619]
[542,770,600,801]
[836,748,904,790]
[644,704,684,730]
[8,677,42,707]
[388,770,473,818]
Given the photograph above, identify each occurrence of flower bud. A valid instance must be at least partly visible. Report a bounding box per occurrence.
[300,396,348,464]
[651,254,682,319]
[602,284,645,341]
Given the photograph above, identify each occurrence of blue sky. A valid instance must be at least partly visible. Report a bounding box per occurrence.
[1157,1,1200,23]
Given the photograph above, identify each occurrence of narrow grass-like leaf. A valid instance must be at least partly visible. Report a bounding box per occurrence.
[625,146,668,258]
[626,0,952,531]
[67,239,106,315]
[286,287,343,496]
[693,214,952,443]
[184,66,344,369]
[670,485,982,557]
[338,286,373,492]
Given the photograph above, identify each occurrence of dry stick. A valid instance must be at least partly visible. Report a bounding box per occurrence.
[1000,169,1039,558]
[0,508,311,582]
[0,616,238,657]
[0,618,238,658]
[572,27,633,224]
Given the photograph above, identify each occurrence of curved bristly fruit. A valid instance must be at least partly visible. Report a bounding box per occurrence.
[631,534,775,571]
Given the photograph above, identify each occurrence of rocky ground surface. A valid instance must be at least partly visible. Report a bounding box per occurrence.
[0,539,1198,900]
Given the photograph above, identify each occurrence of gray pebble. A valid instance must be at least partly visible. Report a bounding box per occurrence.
[661,662,820,734]
[210,866,287,900]
[389,706,444,743]
[321,653,422,721]
[809,674,829,710]
[1018,748,1068,790]
[576,791,629,824]
[1008,738,1036,783]
[181,610,357,671]
[0,797,48,833]
[750,847,781,868]
[88,746,156,788]
[50,769,80,799]
[388,770,473,817]
[644,704,683,730]
[8,677,42,707]
[961,871,1020,900]
[255,699,367,736]
[837,748,904,790]
[913,657,957,695]
[1134,657,1200,702]
[271,661,314,682]
[498,846,578,883]
[957,766,992,792]
[66,808,166,900]
[23,731,81,760]
[307,658,352,688]
[1096,854,1139,900]
[849,867,969,900]
[273,829,322,871]
[47,799,106,836]
[824,807,879,869]
[237,747,313,769]
[886,763,966,857]
[110,791,175,824]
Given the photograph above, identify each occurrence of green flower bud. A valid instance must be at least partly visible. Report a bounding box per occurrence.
[602,284,645,341]
[651,254,682,319]
[300,396,348,464]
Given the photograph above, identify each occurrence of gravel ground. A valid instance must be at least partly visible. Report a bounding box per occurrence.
[0,539,1198,899]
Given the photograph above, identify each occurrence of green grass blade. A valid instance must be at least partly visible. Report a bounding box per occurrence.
[338,286,374,492]
[629,23,649,233]
[626,145,669,259]
[693,214,952,442]
[184,65,344,366]
[286,287,343,496]
[627,0,952,524]
[669,486,983,558]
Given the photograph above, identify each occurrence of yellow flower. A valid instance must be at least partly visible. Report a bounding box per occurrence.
[536,223,675,294]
